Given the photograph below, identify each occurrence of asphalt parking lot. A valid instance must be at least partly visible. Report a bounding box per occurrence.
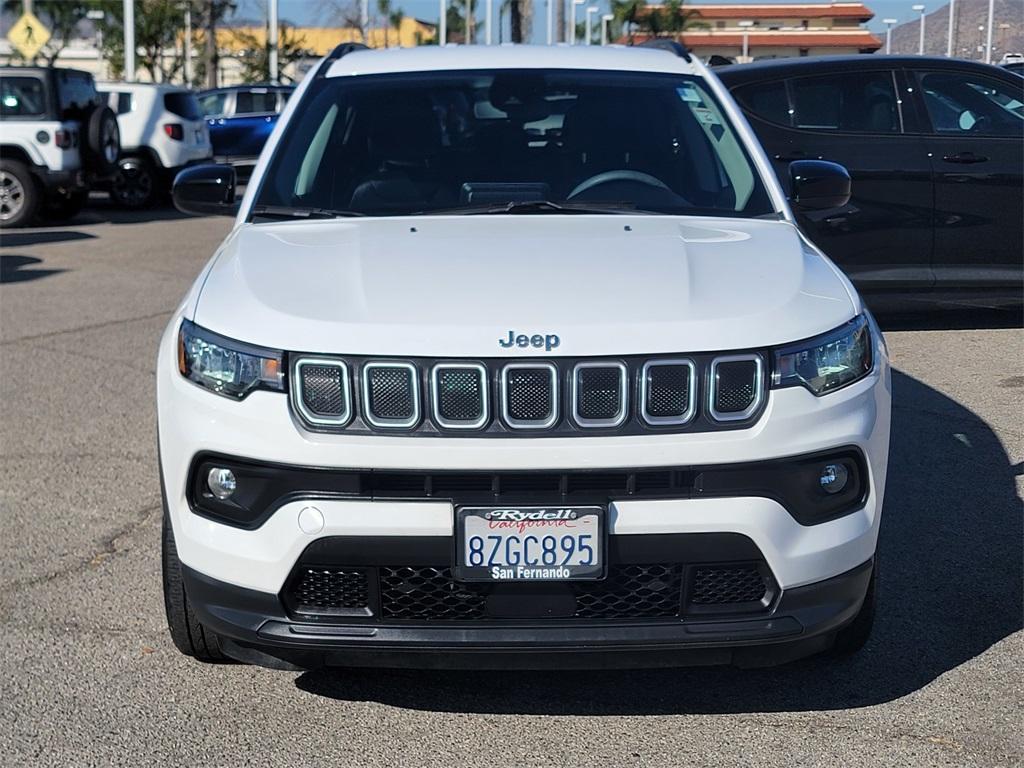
[0,203,1021,767]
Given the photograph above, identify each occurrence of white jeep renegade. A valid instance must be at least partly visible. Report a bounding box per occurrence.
[159,43,891,670]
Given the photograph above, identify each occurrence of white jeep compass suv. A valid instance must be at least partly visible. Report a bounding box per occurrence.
[159,43,890,670]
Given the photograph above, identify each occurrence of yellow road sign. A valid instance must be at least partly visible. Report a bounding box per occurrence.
[7,12,51,61]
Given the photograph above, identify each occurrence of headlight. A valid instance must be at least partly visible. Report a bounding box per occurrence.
[772,315,872,396]
[178,320,284,399]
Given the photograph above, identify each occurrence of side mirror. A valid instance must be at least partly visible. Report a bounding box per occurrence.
[172,164,239,216]
[789,160,851,211]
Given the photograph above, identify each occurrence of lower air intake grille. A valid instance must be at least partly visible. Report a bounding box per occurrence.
[690,566,768,605]
[380,566,486,620]
[573,564,683,618]
[285,568,369,615]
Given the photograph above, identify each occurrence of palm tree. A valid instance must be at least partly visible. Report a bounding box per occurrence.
[611,0,646,45]
[378,0,392,46]
[389,8,405,45]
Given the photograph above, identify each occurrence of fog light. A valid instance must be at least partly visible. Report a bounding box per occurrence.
[207,467,237,500]
[819,463,849,494]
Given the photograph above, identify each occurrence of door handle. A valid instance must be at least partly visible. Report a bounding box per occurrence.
[942,152,988,164]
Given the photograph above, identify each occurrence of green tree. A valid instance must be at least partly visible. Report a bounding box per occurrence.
[229,22,309,83]
[388,8,405,46]
[377,0,392,46]
[2,0,90,65]
[90,0,188,81]
[611,0,645,44]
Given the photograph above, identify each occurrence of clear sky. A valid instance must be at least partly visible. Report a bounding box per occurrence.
[236,0,955,37]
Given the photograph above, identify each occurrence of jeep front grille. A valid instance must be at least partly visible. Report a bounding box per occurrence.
[641,359,695,426]
[501,363,557,428]
[290,353,768,436]
[572,362,627,427]
[709,355,763,421]
[362,362,419,428]
[432,363,488,429]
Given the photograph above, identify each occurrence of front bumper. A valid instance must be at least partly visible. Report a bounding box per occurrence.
[157,316,890,666]
[184,557,874,669]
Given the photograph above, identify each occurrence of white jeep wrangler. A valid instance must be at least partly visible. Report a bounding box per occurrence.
[159,43,890,671]
[0,66,120,227]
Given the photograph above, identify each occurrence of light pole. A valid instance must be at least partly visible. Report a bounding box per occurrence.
[183,4,191,85]
[946,0,954,57]
[601,13,613,45]
[86,9,105,79]
[466,0,472,43]
[440,0,447,45]
[883,18,897,54]
[912,4,925,55]
[269,0,279,83]
[486,0,493,44]
[361,0,369,43]
[984,0,994,63]
[547,0,554,44]
[738,20,754,61]
[570,0,585,45]
[123,0,135,81]
[585,6,598,45]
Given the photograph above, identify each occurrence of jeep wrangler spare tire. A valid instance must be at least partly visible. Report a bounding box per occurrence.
[85,106,121,175]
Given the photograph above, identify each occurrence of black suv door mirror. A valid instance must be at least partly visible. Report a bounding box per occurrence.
[172,164,239,216]
[789,160,851,211]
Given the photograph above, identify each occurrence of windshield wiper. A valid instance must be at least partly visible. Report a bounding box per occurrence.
[250,204,365,221]
[417,200,656,216]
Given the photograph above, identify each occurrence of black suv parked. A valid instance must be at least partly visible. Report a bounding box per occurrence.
[718,56,1023,307]
[0,66,120,227]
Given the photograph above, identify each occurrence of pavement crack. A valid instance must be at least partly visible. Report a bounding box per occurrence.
[0,309,173,346]
[0,502,161,599]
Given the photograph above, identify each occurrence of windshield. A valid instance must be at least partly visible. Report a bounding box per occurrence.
[252,69,775,218]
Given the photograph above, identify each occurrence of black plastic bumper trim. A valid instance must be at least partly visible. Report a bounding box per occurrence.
[181,558,873,670]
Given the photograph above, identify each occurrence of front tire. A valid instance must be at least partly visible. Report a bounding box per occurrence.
[0,160,40,228]
[110,157,157,209]
[162,511,232,663]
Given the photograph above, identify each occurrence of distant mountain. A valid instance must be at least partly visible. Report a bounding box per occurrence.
[888,0,1023,59]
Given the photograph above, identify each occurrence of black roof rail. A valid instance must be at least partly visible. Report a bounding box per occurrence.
[316,42,370,78]
[637,38,692,63]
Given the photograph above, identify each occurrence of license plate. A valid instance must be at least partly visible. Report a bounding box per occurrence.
[454,506,605,582]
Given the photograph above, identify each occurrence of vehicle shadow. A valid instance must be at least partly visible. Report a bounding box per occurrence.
[0,255,66,284]
[0,230,96,249]
[874,307,1023,332]
[293,368,1022,713]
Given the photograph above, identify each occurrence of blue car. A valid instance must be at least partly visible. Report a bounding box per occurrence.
[197,85,294,174]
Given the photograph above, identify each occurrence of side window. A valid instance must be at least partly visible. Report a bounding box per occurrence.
[276,90,291,112]
[0,77,46,117]
[790,71,899,133]
[732,80,791,126]
[116,92,132,114]
[198,92,227,117]
[917,71,1024,137]
[235,91,278,115]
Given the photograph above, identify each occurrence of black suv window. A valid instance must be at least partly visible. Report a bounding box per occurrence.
[164,91,201,119]
[732,79,790,126]
[0,76,46,117]
[55,70,99,120]
[790,71,899,133]
[917,71,1024,137]
[235,91,278,115]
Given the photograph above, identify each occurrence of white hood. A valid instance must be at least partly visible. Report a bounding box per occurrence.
[193,215,857,357]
